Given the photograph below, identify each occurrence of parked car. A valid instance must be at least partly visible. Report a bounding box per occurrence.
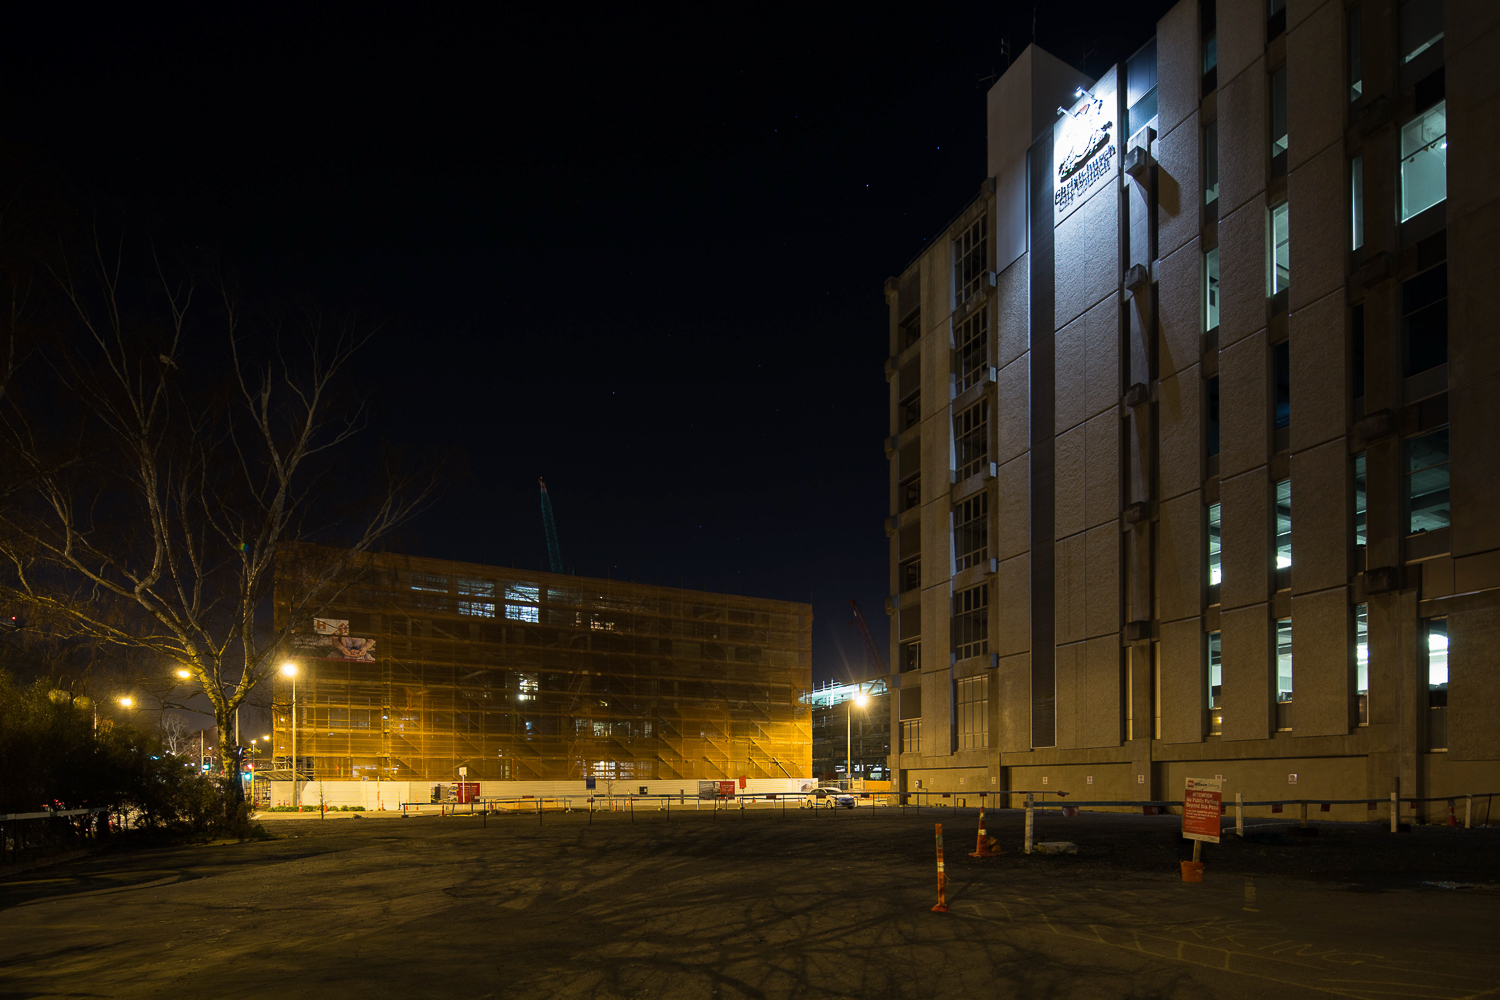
[801,786,857,809]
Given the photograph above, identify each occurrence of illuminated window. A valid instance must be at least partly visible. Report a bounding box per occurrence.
[457,577,496,617]
[954,307,988,393]
[956,674,989,750]
[899,556,921,593]
[953,399,989,481]
[952,584,989,661]
[953,214,988,306]
[900,639,920,673]
[1400,102,1446,221]
[1406,429,1450,534]
[1276,618,1293,730]
[901,719,922,754]
[411,572,450,610]
[1207,631,1222,735]
[1356,604,1369,725]
[1270,202,1290,296]
[1426,618,1448,749]
[1354,453,1368,547]
[517,673,539,701]
[954,491,988,572]
[1270,65,1288,162]
[1205,248,1220,330]
[1351,155,1365,249]
[1207,502,1222,587]
[1275,478,1292,573]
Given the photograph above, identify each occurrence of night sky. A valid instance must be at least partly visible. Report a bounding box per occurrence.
[4,3,1169,687]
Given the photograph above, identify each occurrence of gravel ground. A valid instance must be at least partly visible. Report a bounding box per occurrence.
[1,805,1497,999]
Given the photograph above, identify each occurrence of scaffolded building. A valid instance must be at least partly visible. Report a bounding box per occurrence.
[272,546,812,783]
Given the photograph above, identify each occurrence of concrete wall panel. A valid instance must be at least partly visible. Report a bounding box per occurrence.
[1286,0,1343,171]
[1157,111,1201,260]
[1451,372,1500,558]
[1290,440,1349,594]
[1085,297,1121,419]
[1220,467,1270,609]
[1085,524,1120,638]
[1218,201,1266,349]
[1219,328,1269,478]
[1055,187,1119,329]
[1055,315,1086,435]
[996,258,1031,370]
[1082,636,1123,749]
[1217,53,1267,216]
[1448,604,1500,760]
[1289,292,1347,454]
[994,455,1030,561]
[1159,492,1205,623]
[1288,146,1346,313]
[1290,586,1351,737]
[1158,239,1203,378]
[1055,424,1085,537]
[993,553,1031,656]
[996,354,1030,465]
[1159,364,1204,501]
[1159,616,1205,743]
[1085,412,1120,529]
[1217,0,1265,86]
[1055,532,1086,646]
[996,651,1032,753]
[1054,640,1084,749]
[1220,602,1272,741]
[1156,0,1201,142]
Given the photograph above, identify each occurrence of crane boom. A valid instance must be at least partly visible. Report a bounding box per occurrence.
[538,478,563,574]
[848,600,888,675]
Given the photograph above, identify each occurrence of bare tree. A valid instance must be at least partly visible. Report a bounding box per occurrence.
[0,237,436,794]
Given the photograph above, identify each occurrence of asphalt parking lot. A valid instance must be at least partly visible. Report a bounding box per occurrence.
[2,805,1497,999]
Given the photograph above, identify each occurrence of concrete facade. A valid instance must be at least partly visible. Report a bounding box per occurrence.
[884,2,1500,817]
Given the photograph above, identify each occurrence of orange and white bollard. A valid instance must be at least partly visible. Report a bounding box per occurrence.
[932,823,949,912]
[971,802,1000,858]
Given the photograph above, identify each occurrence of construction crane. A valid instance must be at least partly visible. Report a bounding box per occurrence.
[538,478,563,574]
[848,600,888,675]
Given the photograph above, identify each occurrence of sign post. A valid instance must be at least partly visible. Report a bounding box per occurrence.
[1182,777,1223,871]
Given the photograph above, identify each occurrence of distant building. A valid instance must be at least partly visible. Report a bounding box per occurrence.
[271,546,812,785]
[806,677,891,782]
[884,1,1498,811]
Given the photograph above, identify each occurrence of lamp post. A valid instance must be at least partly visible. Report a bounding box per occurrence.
[281,662,299,808]
[848,688,870,789]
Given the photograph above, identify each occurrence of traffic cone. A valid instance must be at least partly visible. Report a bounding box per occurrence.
[932,823,949,913]
[970,805,1001,857]
[1448,799,1458,826]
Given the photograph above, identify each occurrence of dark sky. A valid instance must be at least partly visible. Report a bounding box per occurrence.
[4,3,1168,687]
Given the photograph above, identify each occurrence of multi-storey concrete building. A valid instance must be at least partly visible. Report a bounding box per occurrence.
[884,0,1498,815]
[806,677,891,782]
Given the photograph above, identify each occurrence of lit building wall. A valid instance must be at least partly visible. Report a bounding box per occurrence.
[272,546,812,783]
[884,0,1500,809]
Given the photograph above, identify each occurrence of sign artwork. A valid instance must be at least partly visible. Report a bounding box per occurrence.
[1182,776,1223,844]
[1053,85,1119,224]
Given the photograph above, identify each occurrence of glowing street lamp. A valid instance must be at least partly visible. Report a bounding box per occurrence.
[176,669,191,679]
[117,696,133,709]
[281,662,299,808]
[848,688,871,788]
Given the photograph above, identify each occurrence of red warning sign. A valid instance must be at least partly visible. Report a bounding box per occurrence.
[1182,777,1223,844]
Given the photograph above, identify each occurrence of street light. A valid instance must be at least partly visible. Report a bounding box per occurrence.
[118,696,133,709]
[280,662,299,808]
[848,688,870,789]
[175,669,191,679]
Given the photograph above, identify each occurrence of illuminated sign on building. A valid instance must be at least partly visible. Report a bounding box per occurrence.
[1053,80,1119,224]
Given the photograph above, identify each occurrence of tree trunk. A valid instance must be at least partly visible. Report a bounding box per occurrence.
[217,715,245,806]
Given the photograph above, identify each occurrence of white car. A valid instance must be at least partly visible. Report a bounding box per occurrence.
[801,786,857,809]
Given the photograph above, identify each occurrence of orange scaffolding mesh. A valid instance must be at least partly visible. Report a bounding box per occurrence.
[271,546,812,783]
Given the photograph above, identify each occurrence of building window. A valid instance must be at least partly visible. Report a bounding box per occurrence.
[1400,0,1443,63]
[1400,101,1446,221]
[1406,429,1450,534]
[1268,0,1286,38]
[1426,618,1447,750]
[952,584,989,661]
[954,214,988,306]
[1276,618,1293,730]
[1275,478,1292,573]
[1354,453,1368,548]
[1204,120,1219,206]
[956,674,989,750]
[1356,603,1369,725]
[1269,202,1290,297]
[1202,10,1218,95]
[1206,376,1220,458]
[1270,64,1288,167]
[1351,156,1365,250]
[899,308,922,351]
[1273,341,1290,430]
[954,491,989,572]
[900,556,921,593]
[901,719,922,754]
[1208,502,1222,587]
[954,307,988,393]
[457,577,496,617]
[1402,262,1448,376]
[900,640,921,673]
[954,400,990,481]
[898,440,921,512]
[411,572,451,611]
[1349,6,1363,100]
[1205,248,1220,330]
[1207,631,1223,736]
